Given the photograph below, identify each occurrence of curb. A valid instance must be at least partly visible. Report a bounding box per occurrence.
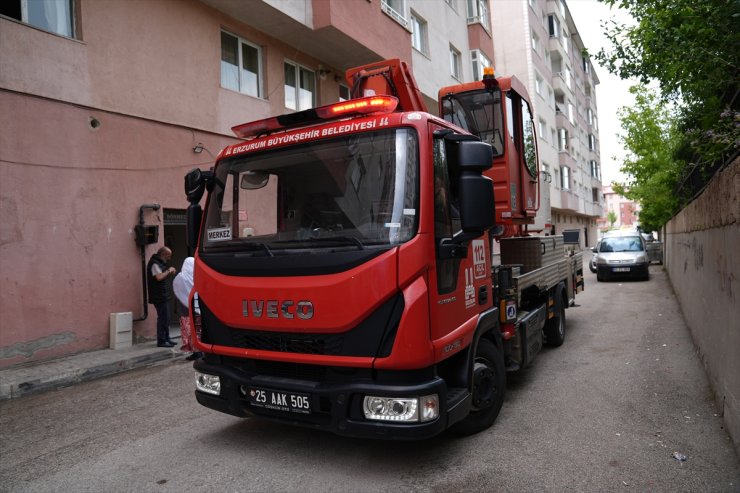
[0,349,186,401]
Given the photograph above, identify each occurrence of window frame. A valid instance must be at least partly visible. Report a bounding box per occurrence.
[449,44,462,80]
[466,0,490,29]
[1,0,75,38]
[560,165,571,190]
[381,0,408,27]
[470,49,491,81]
[410,11,428,55]
[220,30,264,98]
[284,60,316,111]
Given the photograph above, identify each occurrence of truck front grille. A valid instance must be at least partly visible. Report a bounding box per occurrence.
[229,329,344,355]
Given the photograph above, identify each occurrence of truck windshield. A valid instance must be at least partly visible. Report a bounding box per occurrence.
[201,128,419,253]
[441,89,504,157]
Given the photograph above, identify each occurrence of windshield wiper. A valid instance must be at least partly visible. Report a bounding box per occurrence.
[311,236,366,250]
[238,241,274,256]
[273,236,366,250]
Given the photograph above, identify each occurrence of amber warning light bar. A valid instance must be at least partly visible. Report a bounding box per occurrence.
[232,96,399,139]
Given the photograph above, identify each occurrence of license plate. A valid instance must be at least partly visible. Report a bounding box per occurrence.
[249,387,311,414]
[613,267,631,272]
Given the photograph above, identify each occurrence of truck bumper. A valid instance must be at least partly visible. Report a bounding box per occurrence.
[192,359,469,440]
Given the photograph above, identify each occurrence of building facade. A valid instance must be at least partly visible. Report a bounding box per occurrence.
[599,185,640,231]
[491,0,604,248]
[0,0,498,368]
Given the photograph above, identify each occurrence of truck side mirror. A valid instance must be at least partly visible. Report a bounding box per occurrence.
[450,139,494,234]
[185,168,206,204]
[439,138,495,258]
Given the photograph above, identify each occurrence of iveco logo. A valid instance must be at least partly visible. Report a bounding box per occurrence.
[242,300,314,320]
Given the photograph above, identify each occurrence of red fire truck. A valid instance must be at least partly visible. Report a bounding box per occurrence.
[183,59,583,439]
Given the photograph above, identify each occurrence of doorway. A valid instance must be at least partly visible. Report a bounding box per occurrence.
[164,208,188,329]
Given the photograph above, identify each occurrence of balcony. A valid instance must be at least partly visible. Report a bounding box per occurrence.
[552,70,572,96]
[558,189,578,212]
[199,0,410,72]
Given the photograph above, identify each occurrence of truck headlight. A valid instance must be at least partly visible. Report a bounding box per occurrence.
[195,371,220,395]
[362,394,439,423]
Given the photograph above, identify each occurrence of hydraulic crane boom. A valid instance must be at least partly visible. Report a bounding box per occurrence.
[345,59,428,113]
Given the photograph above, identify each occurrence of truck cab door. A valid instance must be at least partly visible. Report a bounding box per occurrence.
[428,124,492,342]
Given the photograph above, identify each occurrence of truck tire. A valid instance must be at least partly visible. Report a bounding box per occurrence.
[544,290,566,347]
[452,339,505,436]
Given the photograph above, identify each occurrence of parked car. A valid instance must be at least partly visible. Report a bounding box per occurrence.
[593,234,650,282]
[645,237,664,264]
[589,239,600,273]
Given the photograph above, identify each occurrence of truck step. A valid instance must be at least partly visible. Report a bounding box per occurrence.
[446,387,469,406]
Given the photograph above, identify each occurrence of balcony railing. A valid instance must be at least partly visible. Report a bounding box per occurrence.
[381,0,407,27]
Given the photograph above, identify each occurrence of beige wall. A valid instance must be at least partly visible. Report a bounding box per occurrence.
[664,157,740,456]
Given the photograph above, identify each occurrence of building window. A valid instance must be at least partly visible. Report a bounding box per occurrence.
[445,0,457,11]
[221,31,262,98]
[535,73,543,96]
[558,128,569,151]
[588,134,596,151]
[410,12,428,55]
[284,61,315,111]
[339,84,350,102]
[466,0,489,28]
[582,56,591,74]
[471,49,491,81]
[560,166,571,190]
[592,188,600,202]
[381,0,407,27]
[586,107,594,126]
[538,119,547,141]
[449,45,461,79]
[590,160,600,179]
[1,0,74,37]
[531,30,540,54]
[547,14,560,38]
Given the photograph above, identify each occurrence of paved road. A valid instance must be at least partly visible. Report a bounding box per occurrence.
[1,266,738,492]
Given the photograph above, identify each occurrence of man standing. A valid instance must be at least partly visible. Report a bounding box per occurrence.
[147,246,177,347]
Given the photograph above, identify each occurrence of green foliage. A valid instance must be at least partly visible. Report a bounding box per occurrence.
[596,0,739,227]
[607,210,617,228]
[612,86,681,232]
[597,0,739,109]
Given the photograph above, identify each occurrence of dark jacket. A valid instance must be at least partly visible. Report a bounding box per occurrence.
[147,254,172,305]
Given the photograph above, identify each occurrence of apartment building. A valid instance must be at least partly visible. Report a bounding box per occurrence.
[491,0,604,248]
[0,0,496,367]
[600,185,640,230]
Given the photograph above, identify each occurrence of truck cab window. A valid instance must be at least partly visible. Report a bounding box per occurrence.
[433,136,461,294]
[520,99,538,178]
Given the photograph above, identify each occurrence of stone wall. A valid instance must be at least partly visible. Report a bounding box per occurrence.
[664,156,740,457]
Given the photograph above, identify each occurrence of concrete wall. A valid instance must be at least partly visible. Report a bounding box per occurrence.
[664,156,740,456]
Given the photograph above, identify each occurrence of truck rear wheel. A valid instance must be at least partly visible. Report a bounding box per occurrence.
[452,339,505,436]
[544,291,566,347]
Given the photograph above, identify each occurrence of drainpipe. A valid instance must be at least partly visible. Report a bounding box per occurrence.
[134,203,160,321]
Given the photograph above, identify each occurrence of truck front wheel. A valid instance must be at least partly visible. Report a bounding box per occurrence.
[452,339,505,436]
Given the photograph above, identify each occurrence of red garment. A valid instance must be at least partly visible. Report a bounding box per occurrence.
[179,316,193,352]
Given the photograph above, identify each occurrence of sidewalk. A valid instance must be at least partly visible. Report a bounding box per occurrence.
[0,338,187,400]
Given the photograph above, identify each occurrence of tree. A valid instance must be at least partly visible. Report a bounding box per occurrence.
[607,210,618,229]
[595,0,739,226]
[612,85,681,232]
[596,0,739,112]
